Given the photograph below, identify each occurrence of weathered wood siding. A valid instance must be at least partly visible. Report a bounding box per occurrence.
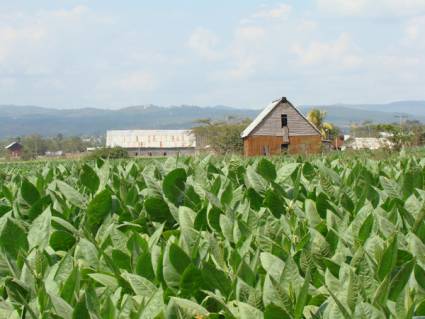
[288,135,322,154]
[252,102,318,137]
[244,136,283,156]
[244,135,321,156]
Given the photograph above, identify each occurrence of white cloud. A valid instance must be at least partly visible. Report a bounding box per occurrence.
[405,15,425,41]
[0,5,105,73]
[0,26,46,63]
[317,0,425,16]
[234,26,265,42]
[292,33,362,68]
[253,4,292,19]
[187,27,220,60]
[298,19,318,33]
[115,72,157,91]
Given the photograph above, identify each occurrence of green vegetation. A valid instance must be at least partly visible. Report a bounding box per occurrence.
[350,121,425,151]
[306,109,339,140]
[192,118,251,154]
[0,134,102,159]
[85,147,129,160]
[1,153,425,318]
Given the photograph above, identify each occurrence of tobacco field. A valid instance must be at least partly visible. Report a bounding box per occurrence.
[1,154,425,318]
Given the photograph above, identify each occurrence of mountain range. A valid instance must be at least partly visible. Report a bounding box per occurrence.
[0,100,424,138]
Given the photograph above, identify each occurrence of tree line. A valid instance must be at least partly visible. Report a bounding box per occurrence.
[0,134,103,160]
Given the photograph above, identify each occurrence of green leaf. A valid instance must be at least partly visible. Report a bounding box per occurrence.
[27,207,51,250]
[80,164,100,194]
[238,302,264,319]
[377,234,398,281]
[305,199,321,228]
[100,297,116,319]
[56,180,85,208]
[88,273,119,290]
[169,243,191,274]
[257,158,277,182]
[111,249,131,272]
[49,293,73,319]
[358,213,374,244]
[50,230,76,251]
[21,178,40,205]
[163,168,187,205]
[145,197,173,223]
[179,264,202,297]
[388,259,415,301]
[323,258,340,278]
[122,272,157,297]
[202,261,231,297]
[326,286,352,319]
[264,304,291,319]
[276,163,299,183]
[264,190,285,218]
[0,217,28,259]
[166,297,209,319]
[86,189,112,229]
[246,166,268,195]
[260,252,285,280]
[415,264,425,290]
[139,289,164,319]
[75,238,98,268]
[379,176,401,199]
[294,271,310,319]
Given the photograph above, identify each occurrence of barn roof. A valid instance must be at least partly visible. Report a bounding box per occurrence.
[240,97,321,138]
[106,129,196,149]
[5,141,22,149]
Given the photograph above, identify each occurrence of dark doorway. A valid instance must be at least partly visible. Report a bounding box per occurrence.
[281,114,288,127]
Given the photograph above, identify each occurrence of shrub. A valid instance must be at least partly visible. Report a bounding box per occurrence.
[85,147,129,160]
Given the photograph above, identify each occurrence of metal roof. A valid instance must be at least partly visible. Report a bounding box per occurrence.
[240,99,281,138]
[5,142,22,149]
[106,129,196,149]
[240,97,321,138]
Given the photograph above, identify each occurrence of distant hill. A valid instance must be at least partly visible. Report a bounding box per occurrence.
[327,101,425,116]
[0,100,424,138]
[0,104,259,138]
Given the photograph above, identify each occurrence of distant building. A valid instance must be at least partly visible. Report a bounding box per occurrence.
[106,130,196,156]
[5,142,23,158]
[323,135,345,150]
[241,97,322,156]
[45,150,64,157]
[344,137,393,150]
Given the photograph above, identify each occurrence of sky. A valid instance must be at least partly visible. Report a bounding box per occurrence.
[0,0,424,109]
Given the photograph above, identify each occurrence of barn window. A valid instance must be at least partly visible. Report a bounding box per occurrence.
[262,145,270,156]
[281,143,289,153]
[281,114,288,127]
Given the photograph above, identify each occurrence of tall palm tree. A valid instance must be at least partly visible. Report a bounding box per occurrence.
[307,109,336,140]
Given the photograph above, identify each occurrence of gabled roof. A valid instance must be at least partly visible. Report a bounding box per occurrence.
[241,97,321,138]
[5,141,22,149]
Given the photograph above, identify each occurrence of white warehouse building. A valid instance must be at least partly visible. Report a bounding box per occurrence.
[106,129,197,156]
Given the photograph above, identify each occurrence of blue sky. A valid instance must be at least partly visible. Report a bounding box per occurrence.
[0,0,424,109]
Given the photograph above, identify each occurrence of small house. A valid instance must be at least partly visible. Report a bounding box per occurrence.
[106,129,196,156]
[5,142,23,158]
[241,97,322,156]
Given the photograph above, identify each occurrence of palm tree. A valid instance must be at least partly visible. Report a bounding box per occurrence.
[307,109,336,140]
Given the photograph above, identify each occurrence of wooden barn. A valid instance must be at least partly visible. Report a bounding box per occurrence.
[5,142,23,158]
[241,97,322,156]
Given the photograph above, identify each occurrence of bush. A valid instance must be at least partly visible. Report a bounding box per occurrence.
[85,147,129,160]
